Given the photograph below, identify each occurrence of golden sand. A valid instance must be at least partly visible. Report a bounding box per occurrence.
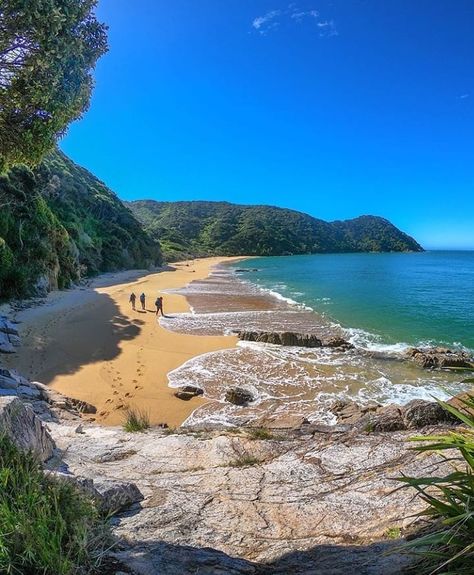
[3,257,245,427]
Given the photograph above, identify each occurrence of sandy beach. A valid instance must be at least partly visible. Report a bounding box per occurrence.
[2,257,245,427]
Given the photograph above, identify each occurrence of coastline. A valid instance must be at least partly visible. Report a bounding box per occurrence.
[2,256,248,427]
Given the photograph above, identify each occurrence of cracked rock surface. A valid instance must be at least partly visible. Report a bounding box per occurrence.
[49,422,452,574]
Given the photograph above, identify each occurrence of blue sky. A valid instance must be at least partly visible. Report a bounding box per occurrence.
[60,1,474,249]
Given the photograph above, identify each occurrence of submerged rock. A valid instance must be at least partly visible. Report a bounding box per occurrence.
[225,387,255,406]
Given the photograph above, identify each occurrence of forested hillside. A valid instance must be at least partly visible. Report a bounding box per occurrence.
[128,200,423,261]
[0,150,161,299]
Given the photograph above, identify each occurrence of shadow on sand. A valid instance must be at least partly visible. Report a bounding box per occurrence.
[23,291,146,384]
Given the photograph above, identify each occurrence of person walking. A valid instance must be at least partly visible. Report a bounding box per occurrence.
[129,292,136,310]
[155,296,164,317]
[139,292,146,311]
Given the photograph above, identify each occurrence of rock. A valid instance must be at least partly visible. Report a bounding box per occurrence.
[331,400,380,425]
[51,471,143,515]
[323,336,355,350]
[237,330,322,348]
[447,392,474,418]
[49,422,448,574]
[180,385,204,396]
[0,331,15,353]
[32,382,96,414]
[174,386,204,400]
[0,396,55,461]
[225,387,255,406]
[0,316,20,337]
[406,347,474,370]
[403,399,456,428]
[93,479,144,514]
[174,391,196,401]
[250,414,310,430]
[372,405,405,432]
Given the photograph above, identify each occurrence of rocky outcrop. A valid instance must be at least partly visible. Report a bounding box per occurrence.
[225,387,255,406]
[48,420,452,575]
[32,381,97,414]
[52,471,144,515]
[330,398,456,431]
[0,396,55,461]
[406,347,474,370]
[0,316,20,353]
[237,331,354,350]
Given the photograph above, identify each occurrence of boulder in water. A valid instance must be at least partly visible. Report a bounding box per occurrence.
[225,387,255,406]
[406,347,474,370]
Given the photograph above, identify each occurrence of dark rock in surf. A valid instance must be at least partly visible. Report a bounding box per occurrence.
[237,330,322,348]
[323,337,355,350]
[225,387,255,406]
[406,347,474,370]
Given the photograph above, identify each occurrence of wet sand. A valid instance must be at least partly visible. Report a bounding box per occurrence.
[2,257,246,427]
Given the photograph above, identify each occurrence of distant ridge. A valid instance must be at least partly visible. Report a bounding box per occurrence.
[127,200,423,261]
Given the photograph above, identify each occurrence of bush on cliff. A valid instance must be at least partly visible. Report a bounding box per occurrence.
[400,394,474,574]
[0,149,162,300]
[0,435,111,574]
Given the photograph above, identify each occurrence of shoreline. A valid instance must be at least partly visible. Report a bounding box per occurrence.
[2,257,248,427]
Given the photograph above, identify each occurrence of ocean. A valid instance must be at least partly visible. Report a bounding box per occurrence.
[160,251,474,427]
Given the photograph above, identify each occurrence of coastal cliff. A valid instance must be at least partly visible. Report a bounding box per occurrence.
[0,150,162,300]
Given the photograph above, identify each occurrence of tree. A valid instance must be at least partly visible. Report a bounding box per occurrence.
[0,0,107,172]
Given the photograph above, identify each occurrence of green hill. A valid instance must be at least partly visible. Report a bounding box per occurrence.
[127,200,423,261]
[0,151,161,300]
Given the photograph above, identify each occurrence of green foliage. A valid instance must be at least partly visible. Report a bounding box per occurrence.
[0,149,162,300]
[122,407,150,433]
[0,0,108,171]
[247,427,274,440]
[399,395,474,574]
[228,455,261,467]
[0,435,111,574]
[385,526,402,539]
[128,201,424,261]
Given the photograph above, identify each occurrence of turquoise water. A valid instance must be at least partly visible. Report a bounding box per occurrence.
[235,251,474,351]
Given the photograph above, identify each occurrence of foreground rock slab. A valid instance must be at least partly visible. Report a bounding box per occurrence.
[49,422,453,574]
[0,396,55,461]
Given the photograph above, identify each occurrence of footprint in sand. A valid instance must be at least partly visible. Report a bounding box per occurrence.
[132,379,138,383]
[125,392,133,398]
[135,385,143,390]
[99,410,109,417]
[105,398,113,404]
[113,390,119,395]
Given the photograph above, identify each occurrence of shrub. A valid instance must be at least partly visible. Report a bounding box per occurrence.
[0,435,111,574]
[247,427,274,440]
[399,394,474,574]
[228,455,261,468]
[122,407,150,432]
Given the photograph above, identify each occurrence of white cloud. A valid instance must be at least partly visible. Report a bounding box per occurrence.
[252,5,337,37]
[459,93,470,99]
[252,10,281,32]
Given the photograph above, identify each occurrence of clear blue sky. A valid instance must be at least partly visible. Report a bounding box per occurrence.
[60,0,474,250]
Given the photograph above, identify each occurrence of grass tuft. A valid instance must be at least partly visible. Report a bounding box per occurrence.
[228,455,261,468]
[0,435,111,574]
[122,407,150,432]
[247,427,274,440]
[399,393,474,574]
